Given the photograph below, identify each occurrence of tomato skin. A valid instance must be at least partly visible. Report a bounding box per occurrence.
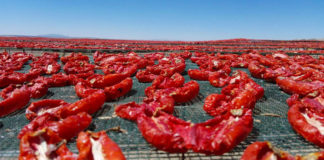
[26,99,69,121]
[204,70,264,116]
[63,60,95,79]
[208,71,231,87]
[203,94,228,116]
[145,80,199,103]
[18,112,92,141]
[287,94,324,148]
[61,52,89,64]
[188,69,210,81]
[104,77,133,101]
[0,86,30,117]
[115,102,143,121]
[46,73,71,87]
[191,109,253,155]
[276,76,324,96]
[115,95,174,121]
[55,144,78,160]
[19,129,64,160]
[30,59,61,75]
[0,71,27,88]
[60,90,106,118]
[136,70,158,83]
[172,80,200,103]
[102,64,137,77]
[137,109,253,155]
[144,52,165,61]
[29,52,61,75]
[28,79,49,99]
[137,112,189,153]
[25,69,43,82]
[152,73,185,89]
[77,131,126,160]
[86,73,127,88]
[241,141,295,160]
[74,81,100,98]
[248,62,266,79]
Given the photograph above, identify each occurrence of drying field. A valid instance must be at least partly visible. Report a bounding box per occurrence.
[0,37,323,159]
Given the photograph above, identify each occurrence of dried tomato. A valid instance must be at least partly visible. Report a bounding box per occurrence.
[287,94,324,147]
[241,141,295,160]
[151,73,185,89]
[104,77,133,101]
[137,108,253,155]
[208,71,231,87]
[86,73,128,88]
[77,131,126,160]
[102,64,137,77]
[0,71,27,88]
[115,95,174,121]
[188,69,210,81]
[203,94,228,116]
[18,112,92,140]
[26,99,69,121]
[74,81,100,98]
[60,90,106,118]
[136,70,158,83]
[19,128,77,160]
[144,52,165,61]
[276,76,324,96]
[145,80,200,103]
[248,62,266,79]
[46,73,71,87]
[0,86,30,117]
[61,52,89,64]
[63,60,95,78]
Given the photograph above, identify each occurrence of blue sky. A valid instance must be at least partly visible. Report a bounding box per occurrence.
[0,0,323,40]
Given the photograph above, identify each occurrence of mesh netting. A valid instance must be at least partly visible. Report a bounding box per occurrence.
[0,52,321,159]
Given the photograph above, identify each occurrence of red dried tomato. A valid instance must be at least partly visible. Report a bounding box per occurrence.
[136,70,158,83]
[188,69,210,81]
[137,108,253,155]
[77,131,126,160]
[144,52,165,61]
[0,71,27,88]
[115,95,174,121]
[0,86,30,117]
[287,94,324,148]
[241,141,295,160]
[203,94,228,116]
[63,60,95,78]
[61,52,89,64]
[208,71,231,87]
[19,128,77,160]
[18,112,92,140]
[151,73,185,89]
[46,73,71,87]
[74,81,100,98]
[60,90,106,118]
[86,73,128,88]
[104,77,133,101]
[26,99,69,121]
[102,64,137,77]
[277,76,324,96]
[145,80,200,103]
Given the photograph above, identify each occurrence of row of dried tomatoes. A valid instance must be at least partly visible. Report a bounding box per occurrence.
[187,50,323,159]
